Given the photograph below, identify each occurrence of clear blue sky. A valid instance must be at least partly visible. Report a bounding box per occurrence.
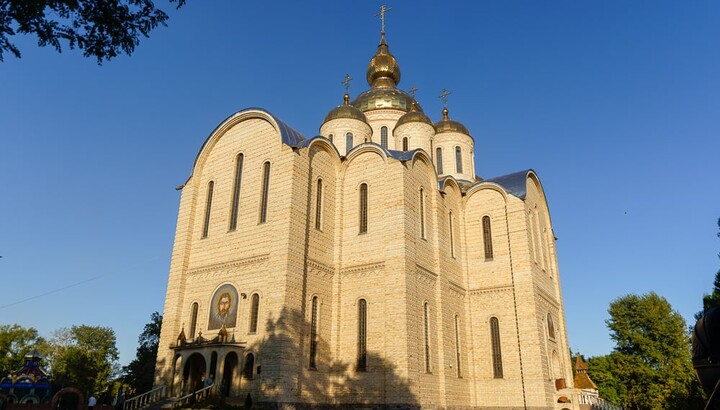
[1,1,718,367]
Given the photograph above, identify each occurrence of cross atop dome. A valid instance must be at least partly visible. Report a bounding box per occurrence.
[375,5,392,36]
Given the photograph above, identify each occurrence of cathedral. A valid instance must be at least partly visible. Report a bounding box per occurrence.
[155,12,584,410]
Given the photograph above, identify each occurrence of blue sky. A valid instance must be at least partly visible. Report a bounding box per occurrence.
[1,1,718,366]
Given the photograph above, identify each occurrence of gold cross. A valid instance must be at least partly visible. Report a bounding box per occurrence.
[409,86,417,98]
[438,88,451,108]
[342,74,353,93]
[375,4,392,34]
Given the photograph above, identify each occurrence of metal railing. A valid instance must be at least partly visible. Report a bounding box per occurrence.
[169,384,213,409]
[123,385,166,410]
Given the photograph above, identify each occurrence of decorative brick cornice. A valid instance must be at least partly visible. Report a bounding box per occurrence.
[416,265,437,285]
[188,254,270,276]
[307,259,335,279]
[340,262,385,277]
[447,279,466,298]
[469,285,513,295]
[536,287,560,311]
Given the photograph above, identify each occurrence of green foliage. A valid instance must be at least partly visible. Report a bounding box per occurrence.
[0,324,47,377]
[587,354,622,405]
[47,325,119,394]
[123,312,162,393]
[0,0,185,63]
[604,292,704,409]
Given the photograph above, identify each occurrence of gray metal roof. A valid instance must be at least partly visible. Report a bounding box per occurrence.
[483,169,532,199]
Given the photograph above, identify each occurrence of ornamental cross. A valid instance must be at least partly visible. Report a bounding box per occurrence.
[375,4,392,34]
[409,86,417,98]
[438,88,451,108]
[342,74,353,93]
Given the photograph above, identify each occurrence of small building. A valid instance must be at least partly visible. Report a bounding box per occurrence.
[0,351,51,404]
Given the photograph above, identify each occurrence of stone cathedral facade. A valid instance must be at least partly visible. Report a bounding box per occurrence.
[155,27,582,410]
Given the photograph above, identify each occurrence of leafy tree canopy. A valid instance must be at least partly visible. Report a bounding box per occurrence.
[47,325,119,394]
[0,324,47,377]
[0,0,185,63]
[604,292,703,409]
[124,312,162,393]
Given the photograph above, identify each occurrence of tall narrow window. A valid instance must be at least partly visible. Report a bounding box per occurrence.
[310,296,319,369]
[380,126,388,149]
[455,146,463,173]
[259,162,271,223]
[249,294,260,333]
[189,302,199,339]
[423,302,431,372]
[202,181,214,238]
[328,134,334,143]
[419,188,426,239]
[357,299,367,371]
[449,212,455,258]
[436,147,443,174]
[490,317,503,378]
[454,315,462,377]
[346,132,353,155]
[315,179,323,230]
[402,137,408,151]
[359,183,368,234]
[547,313,555,339]
[229,154,244,231]
[243,353,254,379]
[482,216,494,260]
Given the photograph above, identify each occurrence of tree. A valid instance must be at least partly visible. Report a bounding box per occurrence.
[0,324,47,377]
[0,0,185,63]
[47,325,119,395]
[605,292,704,409]
[124,312,162,393]
[586,354,622,406]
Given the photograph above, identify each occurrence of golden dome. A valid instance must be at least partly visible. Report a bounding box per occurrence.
[434,108,471,136]
[394,101,434,130]
[351,87,420,113]
[322,93,369,125]
[366,35,401,88]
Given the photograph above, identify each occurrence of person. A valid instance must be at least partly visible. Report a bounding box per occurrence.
[88,395,96,410]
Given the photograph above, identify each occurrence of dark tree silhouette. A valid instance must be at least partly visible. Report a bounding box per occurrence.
[0,0,185,63]
[124,312,162,393]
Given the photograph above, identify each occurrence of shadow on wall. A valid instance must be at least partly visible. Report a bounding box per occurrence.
[157,306,419,408]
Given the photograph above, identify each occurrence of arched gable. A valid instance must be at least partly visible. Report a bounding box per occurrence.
[189,108,305,181]
[342,144,389,170]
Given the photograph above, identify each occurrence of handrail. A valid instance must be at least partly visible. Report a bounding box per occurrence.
[123,385,166,410]
[169,383,214,409]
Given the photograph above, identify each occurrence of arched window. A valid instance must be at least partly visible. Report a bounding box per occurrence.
[357,299,367,371]
[490,317,503,378]
[380,126,388,149]
[346,132,354,154]
[249,294,260,333]
[454,314,461,377]
[483,216,494,260]
[402,137,408,151]
[328,134,333,143]
[455,146,463,173]
[359,183,368,234]
[202,181,214,238]
[547,313,555,339]
[315,179,323,230]
[419,188,426,239]
[310,296,319,369]
[189,302,199,339]
[229,153,244,231]
[436,147,443,174]
[243,353,254,379]
[449,211,455,258]
[259,162,271,223]
[424,302,431,373]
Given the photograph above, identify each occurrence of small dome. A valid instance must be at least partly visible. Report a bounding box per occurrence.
[366,35,401,88]
[395,101,434,130]
[323,93,369,124]
[434,108,471,136]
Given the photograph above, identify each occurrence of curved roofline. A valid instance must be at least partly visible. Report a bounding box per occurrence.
[299,136,344,164]
[187,108,306,182]
[438,175,463,194]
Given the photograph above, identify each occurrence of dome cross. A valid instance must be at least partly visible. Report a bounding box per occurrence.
[342,73,353,94]
[438,88,452,108]
[375,4,392,35]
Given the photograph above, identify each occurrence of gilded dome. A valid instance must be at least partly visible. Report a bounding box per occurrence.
[394,101,434,130]
[434,108,471,136]
[352,87,421,113]
[323,93,369,125]
[366,35,401,88]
